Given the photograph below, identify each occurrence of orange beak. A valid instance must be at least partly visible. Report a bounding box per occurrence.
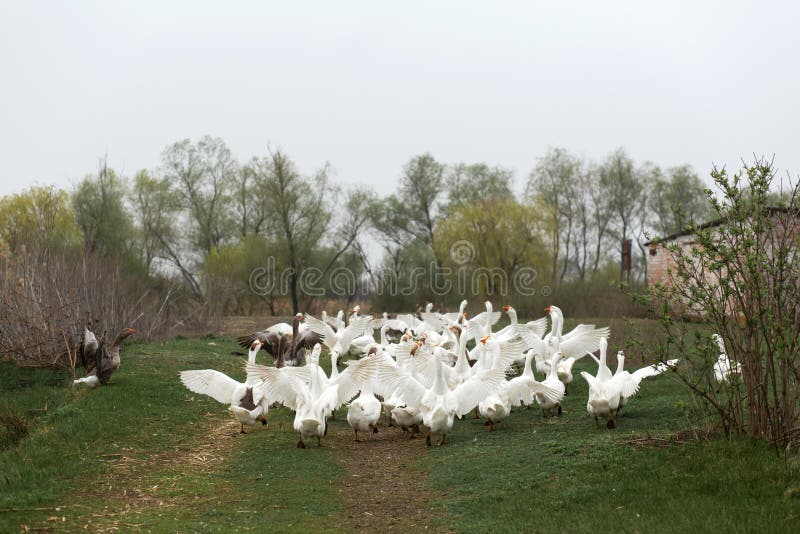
[503,305,510,311]
[127,328,137,334]
[480,335,489,344]
[544,305,551,313]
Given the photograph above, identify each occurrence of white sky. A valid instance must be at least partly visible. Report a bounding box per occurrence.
[1,0,798,197]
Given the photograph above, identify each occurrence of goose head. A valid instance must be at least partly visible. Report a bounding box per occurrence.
[425,302,434,313]
[112,327,136,347]
[615,350,625,375]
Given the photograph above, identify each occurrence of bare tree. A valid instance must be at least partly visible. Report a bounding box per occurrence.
[161,136,237,255]
[400,154,446,268]
[527,147,581,283]
[252,149,333,314]
[600,148,644,280]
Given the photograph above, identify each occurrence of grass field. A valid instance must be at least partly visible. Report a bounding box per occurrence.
[2,321,800,533]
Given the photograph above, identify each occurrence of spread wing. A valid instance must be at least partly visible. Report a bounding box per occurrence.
[522,317,548,339]
[471,310,502,328]
[245,362,308,410]
[303,314,339,349]
[559,326,611,360]
[340,316,375,349]
[580,371,600,393]
[496,339,527,369]
[180,369,240,405]
[331,355,381,407]
[374,360,427,409]
[453,369,506,416]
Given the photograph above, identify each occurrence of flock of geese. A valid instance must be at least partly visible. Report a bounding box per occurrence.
[69,303,744,449]
[175,302,679,448]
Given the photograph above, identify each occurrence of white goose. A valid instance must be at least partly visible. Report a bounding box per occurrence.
[712,334,741,383]
[477,337,565,430]
[612,351,678,411]
[305,312,374,364]
[247,352,381,448]
[535,351,567,416]
[378,355,505,446]
[496,306,547,344]
[346,378,382,442]
[531,305,610,375]
[580,337,622,428]
[442,299,468,323]
[180,340,294,433]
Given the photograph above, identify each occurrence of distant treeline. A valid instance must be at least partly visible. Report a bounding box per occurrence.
[0,138,712,318]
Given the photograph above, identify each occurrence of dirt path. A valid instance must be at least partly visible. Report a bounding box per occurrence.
[74,418,243,532]
[331,419,448,533]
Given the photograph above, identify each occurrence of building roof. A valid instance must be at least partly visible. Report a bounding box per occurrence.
[643,206,794,246]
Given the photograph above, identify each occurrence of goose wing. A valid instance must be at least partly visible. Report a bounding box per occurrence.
[375,360,427,408]
[559,326,611,360]
[330,355,382,406]
[245,362,308,410]
[180,369,240,405]
[522,317,548,338]
[303,314,339,349]
[453,369,506,416]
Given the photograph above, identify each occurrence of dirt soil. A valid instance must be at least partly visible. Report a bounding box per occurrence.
[72,418,242,532]
[331,420,449,534]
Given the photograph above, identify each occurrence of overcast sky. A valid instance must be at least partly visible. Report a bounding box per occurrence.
[1,1,798,198]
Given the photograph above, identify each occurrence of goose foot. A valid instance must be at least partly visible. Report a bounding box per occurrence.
[259,417,268,426]
[488,420,495,432]
[354,428,360,442]
[557,404,562,416]
[240,424,246,434]
[317,436,322,447]
[297,439,306,449]
[439,434,446,446]
[425,431,432,447]
[371,425,378,434]
[607,417,616,430]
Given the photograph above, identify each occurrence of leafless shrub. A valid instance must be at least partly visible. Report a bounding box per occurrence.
[0,247,217,369]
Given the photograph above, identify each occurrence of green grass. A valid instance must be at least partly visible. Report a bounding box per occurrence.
[0,337,345,533]
[420,356,800,533]
[2,319,800,533]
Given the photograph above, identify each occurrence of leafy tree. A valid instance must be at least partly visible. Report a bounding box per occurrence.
[130,170,180,274]
[527,147,582,283]
[650,164,712,237]
[161,136,237,255]
[72,158,134,258]
[445,163,513,213]
[435,198,552,298]
[0,186,81,253]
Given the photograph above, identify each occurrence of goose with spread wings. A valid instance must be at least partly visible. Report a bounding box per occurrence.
[377,353,506,447]
[247,349,381,448]
[73,327,135,388]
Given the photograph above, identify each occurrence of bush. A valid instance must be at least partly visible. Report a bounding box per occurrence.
[0,247,215,369]
[639,158,800,448]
